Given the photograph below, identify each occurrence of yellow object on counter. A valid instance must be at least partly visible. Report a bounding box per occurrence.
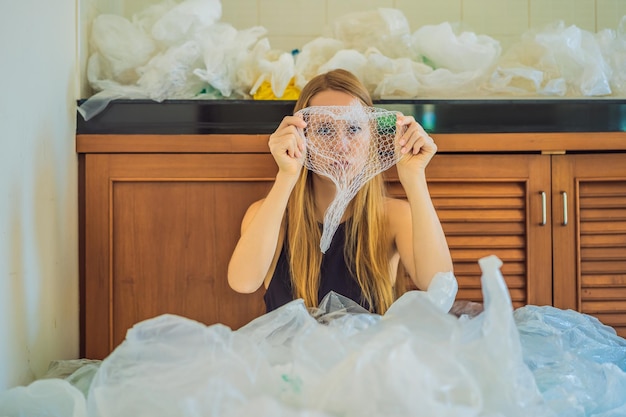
[253,78,300,100]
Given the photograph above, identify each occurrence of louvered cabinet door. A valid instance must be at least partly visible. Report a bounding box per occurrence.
[552,154,626,337]
[386,154,553,308]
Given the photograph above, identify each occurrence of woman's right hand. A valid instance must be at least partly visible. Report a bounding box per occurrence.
[268,115,307,177]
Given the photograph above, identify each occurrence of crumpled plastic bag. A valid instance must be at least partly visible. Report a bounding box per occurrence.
[3,256,626,416]
[249,51,297,99]
[488,21,613,96]
[89,14,156,85]
[409,22,502,96]
[150,0,222,45]
[41,359,102,398]
[596,15,626,96]
[365,53,427,98]
[331,8,415,60]
[515,305,626,415]
[412,22,501,74]
[317,49,369,84]
[80,3,626,120]
[79,0,272,121]
[83,256,548,417]
[314,20,503,99]
[0,379,87,417]
[193,24,268,97]
[294,37,346,90]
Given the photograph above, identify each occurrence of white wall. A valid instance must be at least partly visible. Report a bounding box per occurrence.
[0,0,79,390]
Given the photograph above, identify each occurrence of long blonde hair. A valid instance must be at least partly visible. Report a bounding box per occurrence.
[285,69,395,314]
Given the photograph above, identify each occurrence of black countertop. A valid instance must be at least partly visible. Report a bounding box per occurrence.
[76,99,626,135]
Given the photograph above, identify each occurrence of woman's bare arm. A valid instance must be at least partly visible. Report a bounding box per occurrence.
[392,115,453,290]
[228,115,306,293]
[392,176,453,291]
[227,173,297,293]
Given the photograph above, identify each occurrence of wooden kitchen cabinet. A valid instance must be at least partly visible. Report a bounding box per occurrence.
[388,154,553,309]
[78,133,626,358]
[551,154,626,336]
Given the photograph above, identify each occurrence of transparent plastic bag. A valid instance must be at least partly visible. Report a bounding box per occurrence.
[294,38,346,90]
[193,24,268,97]
[515,305,626,415]
[331,8,414,59]
[29,255,621,417]
[409,22,501,96]
[150,0,222,45]
[490,21,613,96]
[89,14,156,85]
[0,379,87,417]
[412,22,501,73]
[42,359,102,398]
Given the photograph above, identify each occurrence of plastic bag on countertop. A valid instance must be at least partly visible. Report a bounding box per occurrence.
[317,49,369,84]
[412,22,501,74]
[488,21,613,96]
[366,53,425,98]
[150,0,222,45]
[136,40,204,101]
[408,22,501,96]
[89,14,156,85]
[81,0,261,120]
[249,51,297,99]
[596,15,626,95]
[331,8,415,59]
[294,38,346,90]
[193,24,268,97]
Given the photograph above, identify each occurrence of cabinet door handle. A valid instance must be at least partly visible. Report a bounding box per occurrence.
[561,191,568,226]
[540,191,546,226]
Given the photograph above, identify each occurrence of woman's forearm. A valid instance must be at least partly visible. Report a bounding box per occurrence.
[227,173,298,293]
[403,172,453,290]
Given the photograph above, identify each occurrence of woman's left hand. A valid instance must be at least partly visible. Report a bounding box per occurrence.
[395,114,437,181]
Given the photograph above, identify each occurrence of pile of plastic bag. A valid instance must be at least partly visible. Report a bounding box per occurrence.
[78,0,626,120]
[2,255,626,417]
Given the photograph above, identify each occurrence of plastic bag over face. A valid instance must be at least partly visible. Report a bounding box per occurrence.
[295,103,402,252]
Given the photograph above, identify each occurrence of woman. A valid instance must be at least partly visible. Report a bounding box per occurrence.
[228,69,453,314]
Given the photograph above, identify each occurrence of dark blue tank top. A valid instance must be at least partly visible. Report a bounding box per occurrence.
[264,222,371,312]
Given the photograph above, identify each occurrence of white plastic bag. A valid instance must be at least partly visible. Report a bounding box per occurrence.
[490,21,613,96]
[0,379,87,417]
[90,14,156,84]
[412,22,501,73]
[331,8,415,59]
[294,38,346,90]
[410,22,501,95]
[150,0,222,45]
[194,24,268,97]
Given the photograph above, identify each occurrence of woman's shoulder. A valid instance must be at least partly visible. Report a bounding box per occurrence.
[384,196,410,213]
[240,198,266,231]
[384,197,411,232]
[247,198,265,212]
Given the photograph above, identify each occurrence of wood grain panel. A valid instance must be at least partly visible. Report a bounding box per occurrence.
[553,154,626,337]
[84,153,277,358]
[389,154,552,307]
[76,132,626,154]
[110,180,270,348]
[79,135,626,357]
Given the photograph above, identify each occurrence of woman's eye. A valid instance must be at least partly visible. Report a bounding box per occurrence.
[347,124,363,135]
[316,124,334,136]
